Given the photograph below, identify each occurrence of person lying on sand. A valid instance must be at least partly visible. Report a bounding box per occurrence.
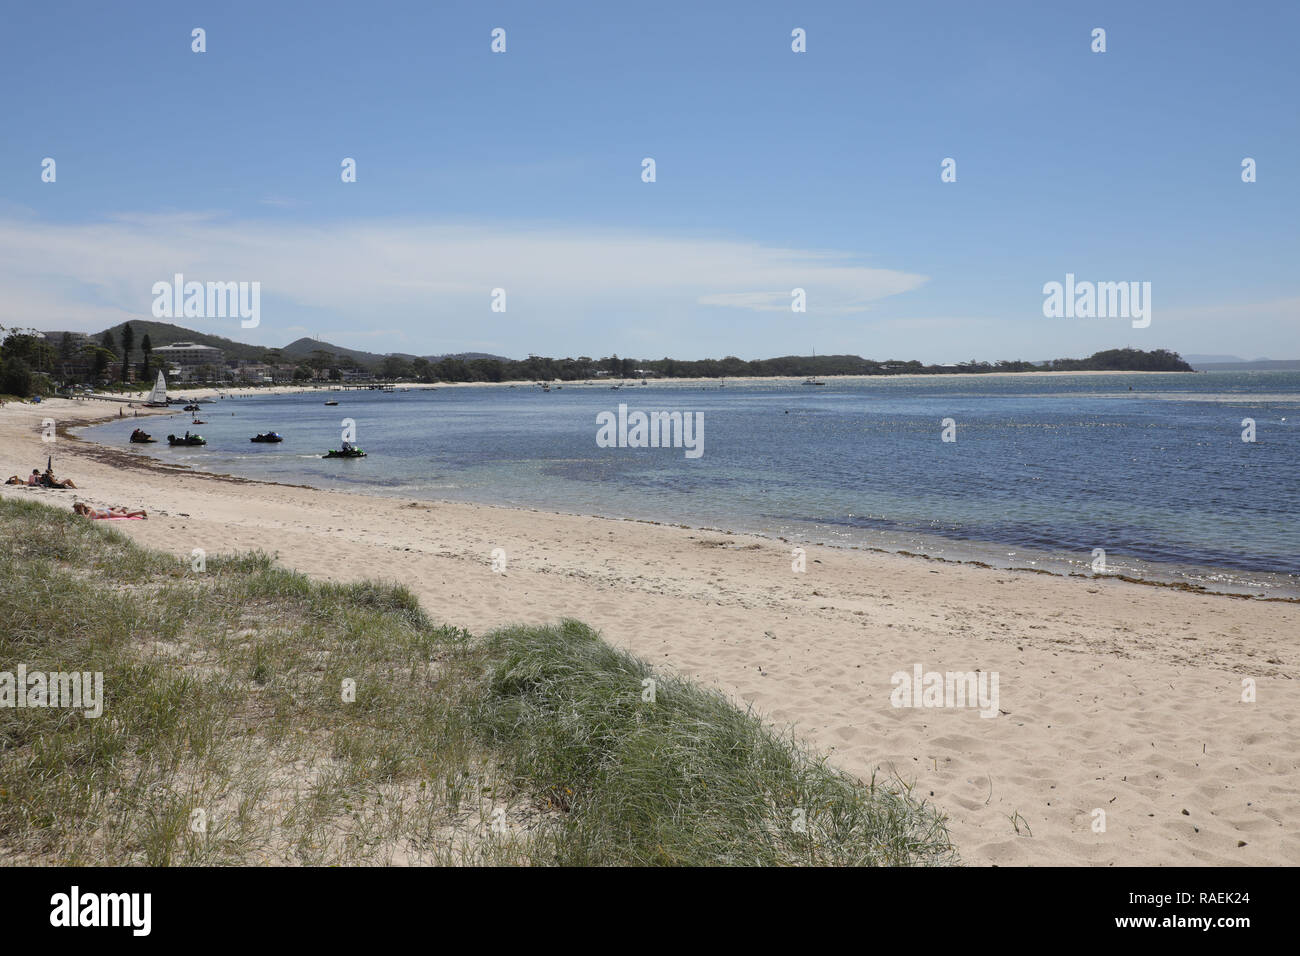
[41,468,76,489]
[72,502,147,519]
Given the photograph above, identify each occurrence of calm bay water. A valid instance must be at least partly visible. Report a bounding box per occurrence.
[85,371,1300,597]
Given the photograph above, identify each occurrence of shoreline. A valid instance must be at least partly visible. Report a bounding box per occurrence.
[85,367,1204,403]
[68,402,1299,604]
[4,396,1298,866]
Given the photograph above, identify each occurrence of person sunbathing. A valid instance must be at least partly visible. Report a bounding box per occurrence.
[41,469,76,489]
[72,502,147,519]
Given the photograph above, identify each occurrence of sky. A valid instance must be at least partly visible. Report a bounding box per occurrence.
[1,0,1296,362]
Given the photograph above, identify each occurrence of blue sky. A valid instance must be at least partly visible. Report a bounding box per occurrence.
[2,0,1296,361]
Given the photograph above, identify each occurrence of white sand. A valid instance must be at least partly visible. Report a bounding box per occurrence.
[3,396,1296,865]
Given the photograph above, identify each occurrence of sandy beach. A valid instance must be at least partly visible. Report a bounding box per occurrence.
[92,367,1197,404]
[2,395,1297,866]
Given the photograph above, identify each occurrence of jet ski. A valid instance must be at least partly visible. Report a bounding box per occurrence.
[167,433,207,446]
[250,432,284,443]
[129,428,155,444]
[323,445,366,458]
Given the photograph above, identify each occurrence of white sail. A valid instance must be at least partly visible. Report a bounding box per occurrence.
[146,371,167,406]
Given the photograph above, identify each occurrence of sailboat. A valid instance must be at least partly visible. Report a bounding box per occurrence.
[144,371,168,406]
[804,348,826,385]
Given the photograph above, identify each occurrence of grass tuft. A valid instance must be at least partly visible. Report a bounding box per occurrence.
[0,497,956,866]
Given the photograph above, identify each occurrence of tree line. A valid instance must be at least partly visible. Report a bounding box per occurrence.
[348,347,1193,383]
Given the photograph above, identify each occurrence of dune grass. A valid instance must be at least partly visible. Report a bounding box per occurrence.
[0,496,956,865]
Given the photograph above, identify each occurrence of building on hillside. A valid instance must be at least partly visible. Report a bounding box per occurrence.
[151,342,225,368]
[234,363,275,384]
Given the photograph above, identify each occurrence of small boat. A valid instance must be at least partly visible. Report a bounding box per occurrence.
[324,400,339,406]
[129,428,155,444]
[144,372,168,408]
[250,432,284,443]
[167,434,207,447]
[323,446,366,458]
[804,347,826,385]
[191,419,206,425]
[183,404,200,412]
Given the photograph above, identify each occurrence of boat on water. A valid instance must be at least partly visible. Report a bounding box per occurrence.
[250,432,283,443]
[324,400,339,406]
[167,433,206,447]
[144,372,168,408]
[129,428,155,444]
[191,419,206,425]
[804,347,826,384]
[323,445,366,458]
[183,403,200,412]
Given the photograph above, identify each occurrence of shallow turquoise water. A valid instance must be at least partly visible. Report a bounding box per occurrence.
[85,371,1300,597]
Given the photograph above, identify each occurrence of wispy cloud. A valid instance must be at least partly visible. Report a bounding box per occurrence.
[0,214,928,353]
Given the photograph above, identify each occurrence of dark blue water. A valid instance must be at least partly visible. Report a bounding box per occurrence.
[84,371,1300,597]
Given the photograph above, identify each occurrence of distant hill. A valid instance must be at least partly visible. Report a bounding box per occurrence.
[271,338,513,367]
[25,322,1199,382]
[40,325,513,371]
[93,320,271,363]
[280,337,388,367]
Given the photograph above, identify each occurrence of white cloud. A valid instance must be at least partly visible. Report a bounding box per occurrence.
[0,215,928,351]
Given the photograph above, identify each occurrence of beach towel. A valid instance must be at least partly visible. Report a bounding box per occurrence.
[89,514,146,520]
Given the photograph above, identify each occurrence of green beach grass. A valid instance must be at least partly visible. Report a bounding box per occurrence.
[0,496,956,865]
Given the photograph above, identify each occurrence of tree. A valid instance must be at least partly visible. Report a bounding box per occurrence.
[0,358,33,397]
[119,323,134,382]
[306,349,337,372]
[0,326,55,396]
[140,334,153,380]
[91,347,111,379]
[380,355,412,380]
